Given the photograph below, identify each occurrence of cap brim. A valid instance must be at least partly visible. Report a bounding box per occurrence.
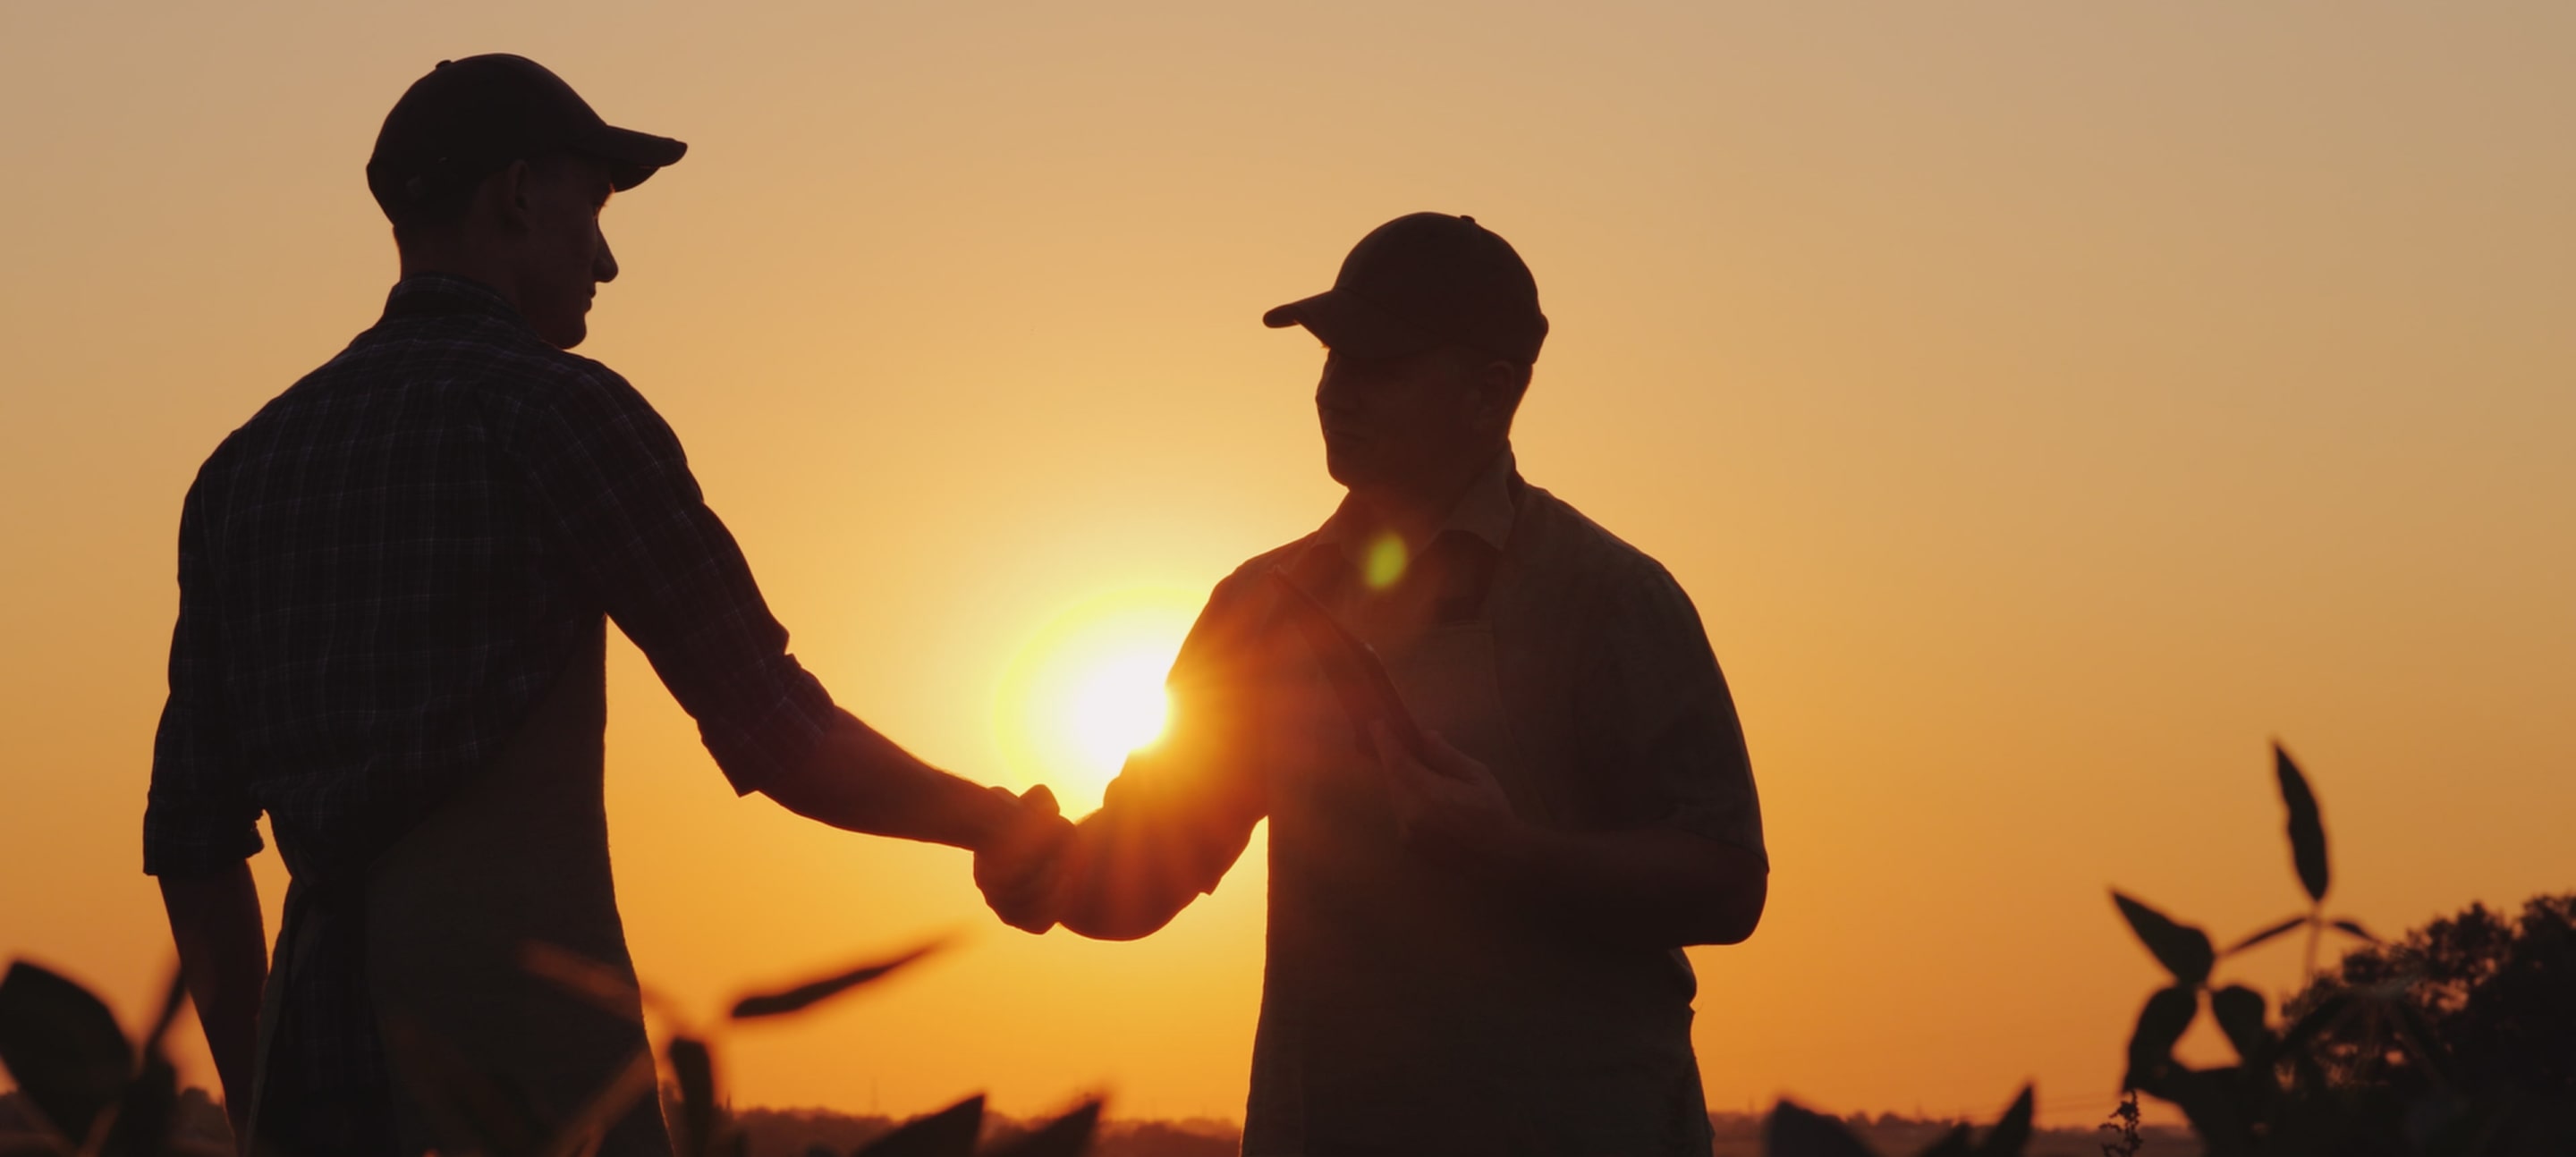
[1261,290,1439,361]
[580,123,689,191]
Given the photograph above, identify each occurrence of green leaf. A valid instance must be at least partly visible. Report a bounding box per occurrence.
[985,1099,1103,1157]
[2223,915,2307,957]
[2111,893,2215,986]
[0,960,136,1144]
[853,1094,983,1157]
[2328,918,2379,942]
[2125,984,2198,1090]
[2208,985,2271,1064]
[1974,1085,2034,1156]
[729,940,945,1020]
[668,1037,720,1157]
[2275,742,2329,903]
[1764,1101,1880,1157]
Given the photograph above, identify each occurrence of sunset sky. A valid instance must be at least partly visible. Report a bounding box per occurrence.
[3,1,2570,1131]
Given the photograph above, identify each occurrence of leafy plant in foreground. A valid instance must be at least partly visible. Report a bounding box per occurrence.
[2106,742,2567,1154]
[0,962,208,1156]
[0,941,1099,1157]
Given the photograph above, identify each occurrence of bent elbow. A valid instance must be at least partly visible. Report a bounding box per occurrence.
[1698,871,1768,947]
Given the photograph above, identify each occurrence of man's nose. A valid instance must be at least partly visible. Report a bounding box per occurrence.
[594,232,619,284]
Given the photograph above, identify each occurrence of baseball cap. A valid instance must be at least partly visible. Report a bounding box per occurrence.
[1263,212,1548,366]
[366,55,687,223]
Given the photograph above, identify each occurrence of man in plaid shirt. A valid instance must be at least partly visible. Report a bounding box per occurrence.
[145,55,1067,1156]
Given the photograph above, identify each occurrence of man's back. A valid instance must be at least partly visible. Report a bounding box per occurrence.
[148,274,834,887]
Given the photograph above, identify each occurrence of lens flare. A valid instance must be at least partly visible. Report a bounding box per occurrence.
[993,587,1200,811]
[1364,532,1408,589]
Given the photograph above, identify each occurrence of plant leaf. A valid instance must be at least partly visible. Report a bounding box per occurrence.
[985,1099,1104,1157]
[853,1094,983,1157]
[521,942,645,1024]
[140,967,189,1060]
[2111,893,2215,986]
[100,1051,177,1157]
[377,1012,545,1156]
[2125,985,2198,1090]
[1764,1100,1879,1157]
[2224,915,2308,957]
[1974,1085,2034,1157]
[536,1049,658,1157]
[668,1037,719,1157]
[1915,1125,1972,1157]
[2208,985,2271,1064]
[2275,742,2330,903]
[2328,918,2379,942]
[0,960,136,1144]
[729,940,945,1020]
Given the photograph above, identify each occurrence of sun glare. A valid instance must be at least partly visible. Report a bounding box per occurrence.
[994,587,1201,811]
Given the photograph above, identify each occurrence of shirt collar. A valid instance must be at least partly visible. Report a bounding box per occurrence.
[381,274,529,327]
[1317,447,1522,556]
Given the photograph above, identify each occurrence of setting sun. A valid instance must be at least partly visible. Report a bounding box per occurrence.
[992,587,1203,812]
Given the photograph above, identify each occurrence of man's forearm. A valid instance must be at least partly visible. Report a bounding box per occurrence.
[1052,807,1216,941]
[1486,824,1768,949]
[159,862,267,1145]
[760,709,1021,850]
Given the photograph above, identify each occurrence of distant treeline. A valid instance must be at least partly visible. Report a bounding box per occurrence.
[2,1090,2200,1157]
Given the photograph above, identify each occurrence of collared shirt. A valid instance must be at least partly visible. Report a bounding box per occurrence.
[146,274,835,884]
[143,274,839,1150]
[1099,450,1764,1154]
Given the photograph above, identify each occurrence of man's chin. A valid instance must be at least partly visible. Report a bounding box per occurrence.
[539,318,589,350]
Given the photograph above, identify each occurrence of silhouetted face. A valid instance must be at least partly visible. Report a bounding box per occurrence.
[513,155,620,349]
[1315,346,1502,496]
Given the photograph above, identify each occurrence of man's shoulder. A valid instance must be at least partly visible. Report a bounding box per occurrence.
[1223,535,1325,586]
[1513,482,1681,599]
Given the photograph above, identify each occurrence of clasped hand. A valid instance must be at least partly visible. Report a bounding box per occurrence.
[973,784,1075,933]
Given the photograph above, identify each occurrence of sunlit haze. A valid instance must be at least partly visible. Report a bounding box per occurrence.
[1,0,2569,1132]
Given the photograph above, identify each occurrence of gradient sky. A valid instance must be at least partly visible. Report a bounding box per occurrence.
[3,1,2570,1129]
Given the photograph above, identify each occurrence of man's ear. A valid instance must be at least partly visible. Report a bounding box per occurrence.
[488,159,538,234]
[1469,358,1526,432]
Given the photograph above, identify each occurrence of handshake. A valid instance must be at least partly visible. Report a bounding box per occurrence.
[971,784,1081,933]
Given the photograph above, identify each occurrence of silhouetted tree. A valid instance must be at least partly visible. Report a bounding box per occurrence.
[2288,891,2576,1141]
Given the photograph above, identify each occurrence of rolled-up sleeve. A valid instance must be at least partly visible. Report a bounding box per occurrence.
[1092,565,1280,897]
[1583,562,1766,862]
[514,367,836,795]
[145,480,266,877]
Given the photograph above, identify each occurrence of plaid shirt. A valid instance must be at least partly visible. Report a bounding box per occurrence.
[143,274,840,1151]
[146,274,835,884]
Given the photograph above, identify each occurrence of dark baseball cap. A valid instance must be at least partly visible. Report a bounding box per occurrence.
[1263,212,1548,366]
[366,55,687,221]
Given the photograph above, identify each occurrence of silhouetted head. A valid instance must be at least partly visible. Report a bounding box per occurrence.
[1266,214,1546,501]
[366,55,686,349]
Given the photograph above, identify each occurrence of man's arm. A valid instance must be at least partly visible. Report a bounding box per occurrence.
[1380,557,1769,950]
[759,708,1043,851]
[977,575,1275,938]
[146,477,272,1148]
[158,864,266,1149]
[513,368,1053,844]
[1377,726,1767,947]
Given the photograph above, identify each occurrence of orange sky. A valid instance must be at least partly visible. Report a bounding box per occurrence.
[3,1,2571,1130]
